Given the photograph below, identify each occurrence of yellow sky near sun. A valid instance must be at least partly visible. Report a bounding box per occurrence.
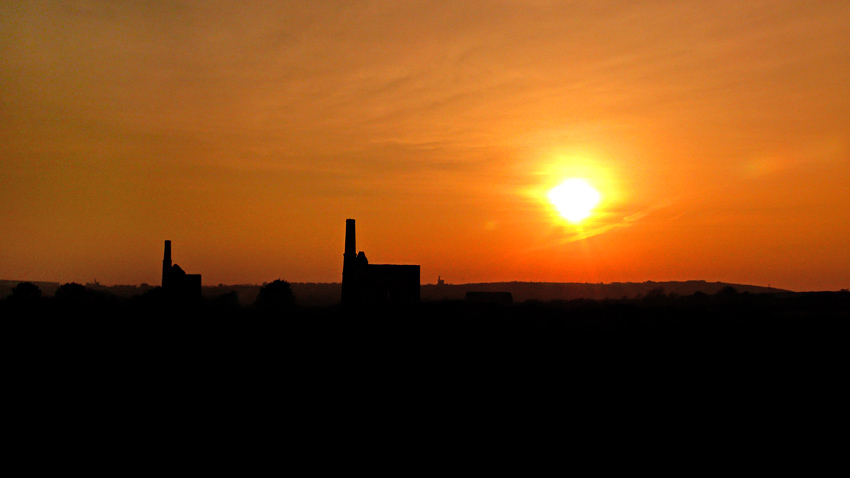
[1,1,848,290]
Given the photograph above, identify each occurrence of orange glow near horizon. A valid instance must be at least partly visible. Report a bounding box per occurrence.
[1,2,848,292]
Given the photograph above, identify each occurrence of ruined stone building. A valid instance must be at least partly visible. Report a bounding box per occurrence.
[161,240,201,298]
[341,219,420,306]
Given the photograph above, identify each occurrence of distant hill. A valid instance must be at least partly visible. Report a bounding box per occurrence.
[422,281,788,303]
[224,280,786,306]
[1,279,788,306]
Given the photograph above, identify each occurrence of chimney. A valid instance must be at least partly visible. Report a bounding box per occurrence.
[342,219,357,306]
[162,240,172,288]
[344,219,356,262]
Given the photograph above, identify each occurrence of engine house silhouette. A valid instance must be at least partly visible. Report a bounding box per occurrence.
[161,240,202,298]
[341,219,420,306]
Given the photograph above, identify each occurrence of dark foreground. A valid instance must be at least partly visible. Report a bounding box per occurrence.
[4,290,848,461]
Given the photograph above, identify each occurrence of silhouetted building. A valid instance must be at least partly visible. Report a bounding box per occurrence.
[341,219,419,306]
[465,291,513,305]
[162,240,201,298]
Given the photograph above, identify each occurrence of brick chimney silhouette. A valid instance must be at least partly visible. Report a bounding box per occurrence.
[162,240,172,288]
[341,219,356,306]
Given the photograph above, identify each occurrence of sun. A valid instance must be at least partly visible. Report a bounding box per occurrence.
[548,178,601,223]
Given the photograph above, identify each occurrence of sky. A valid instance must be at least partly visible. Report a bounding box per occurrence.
[1,1,848,291]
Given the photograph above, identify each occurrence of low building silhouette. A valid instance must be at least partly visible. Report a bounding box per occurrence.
[341,219,419,307]
[161,240,201,298]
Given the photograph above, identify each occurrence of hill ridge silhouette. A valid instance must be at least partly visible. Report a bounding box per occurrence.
[2,279,790,307]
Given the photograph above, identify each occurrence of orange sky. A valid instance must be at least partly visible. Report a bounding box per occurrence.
[2,1,848,291]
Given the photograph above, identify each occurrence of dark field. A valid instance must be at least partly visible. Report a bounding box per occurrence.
[5,289,847,452]
[6,289,847,382]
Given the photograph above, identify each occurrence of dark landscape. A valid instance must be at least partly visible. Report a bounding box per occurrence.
[5,278,846,376]
[3,3,849,455]
[4,276,847,456]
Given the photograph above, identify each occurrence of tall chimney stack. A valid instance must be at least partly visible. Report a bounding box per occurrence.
[162,240,172,288]
[344,219,356,261]
[341,219,357,306]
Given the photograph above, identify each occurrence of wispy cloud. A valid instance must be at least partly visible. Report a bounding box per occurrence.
[561,199,676,243]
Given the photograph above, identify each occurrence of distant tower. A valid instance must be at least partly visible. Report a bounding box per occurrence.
[341,219,356,306]
[160,240,201,297]
[162,240,172,288]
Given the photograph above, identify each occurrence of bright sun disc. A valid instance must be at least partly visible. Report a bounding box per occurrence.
[548,178,601,223]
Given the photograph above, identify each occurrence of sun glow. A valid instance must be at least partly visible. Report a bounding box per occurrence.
[548,178,601,223]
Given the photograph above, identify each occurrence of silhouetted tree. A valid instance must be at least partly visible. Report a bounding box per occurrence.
[53,282,116,309]
[254,279,295,312]
[645,287,666,301]
[716,286,738,296]
[11,282,41,301]
[55,282,87,302]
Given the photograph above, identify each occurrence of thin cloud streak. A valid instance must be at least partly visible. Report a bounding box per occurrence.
[562,200,676,243]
